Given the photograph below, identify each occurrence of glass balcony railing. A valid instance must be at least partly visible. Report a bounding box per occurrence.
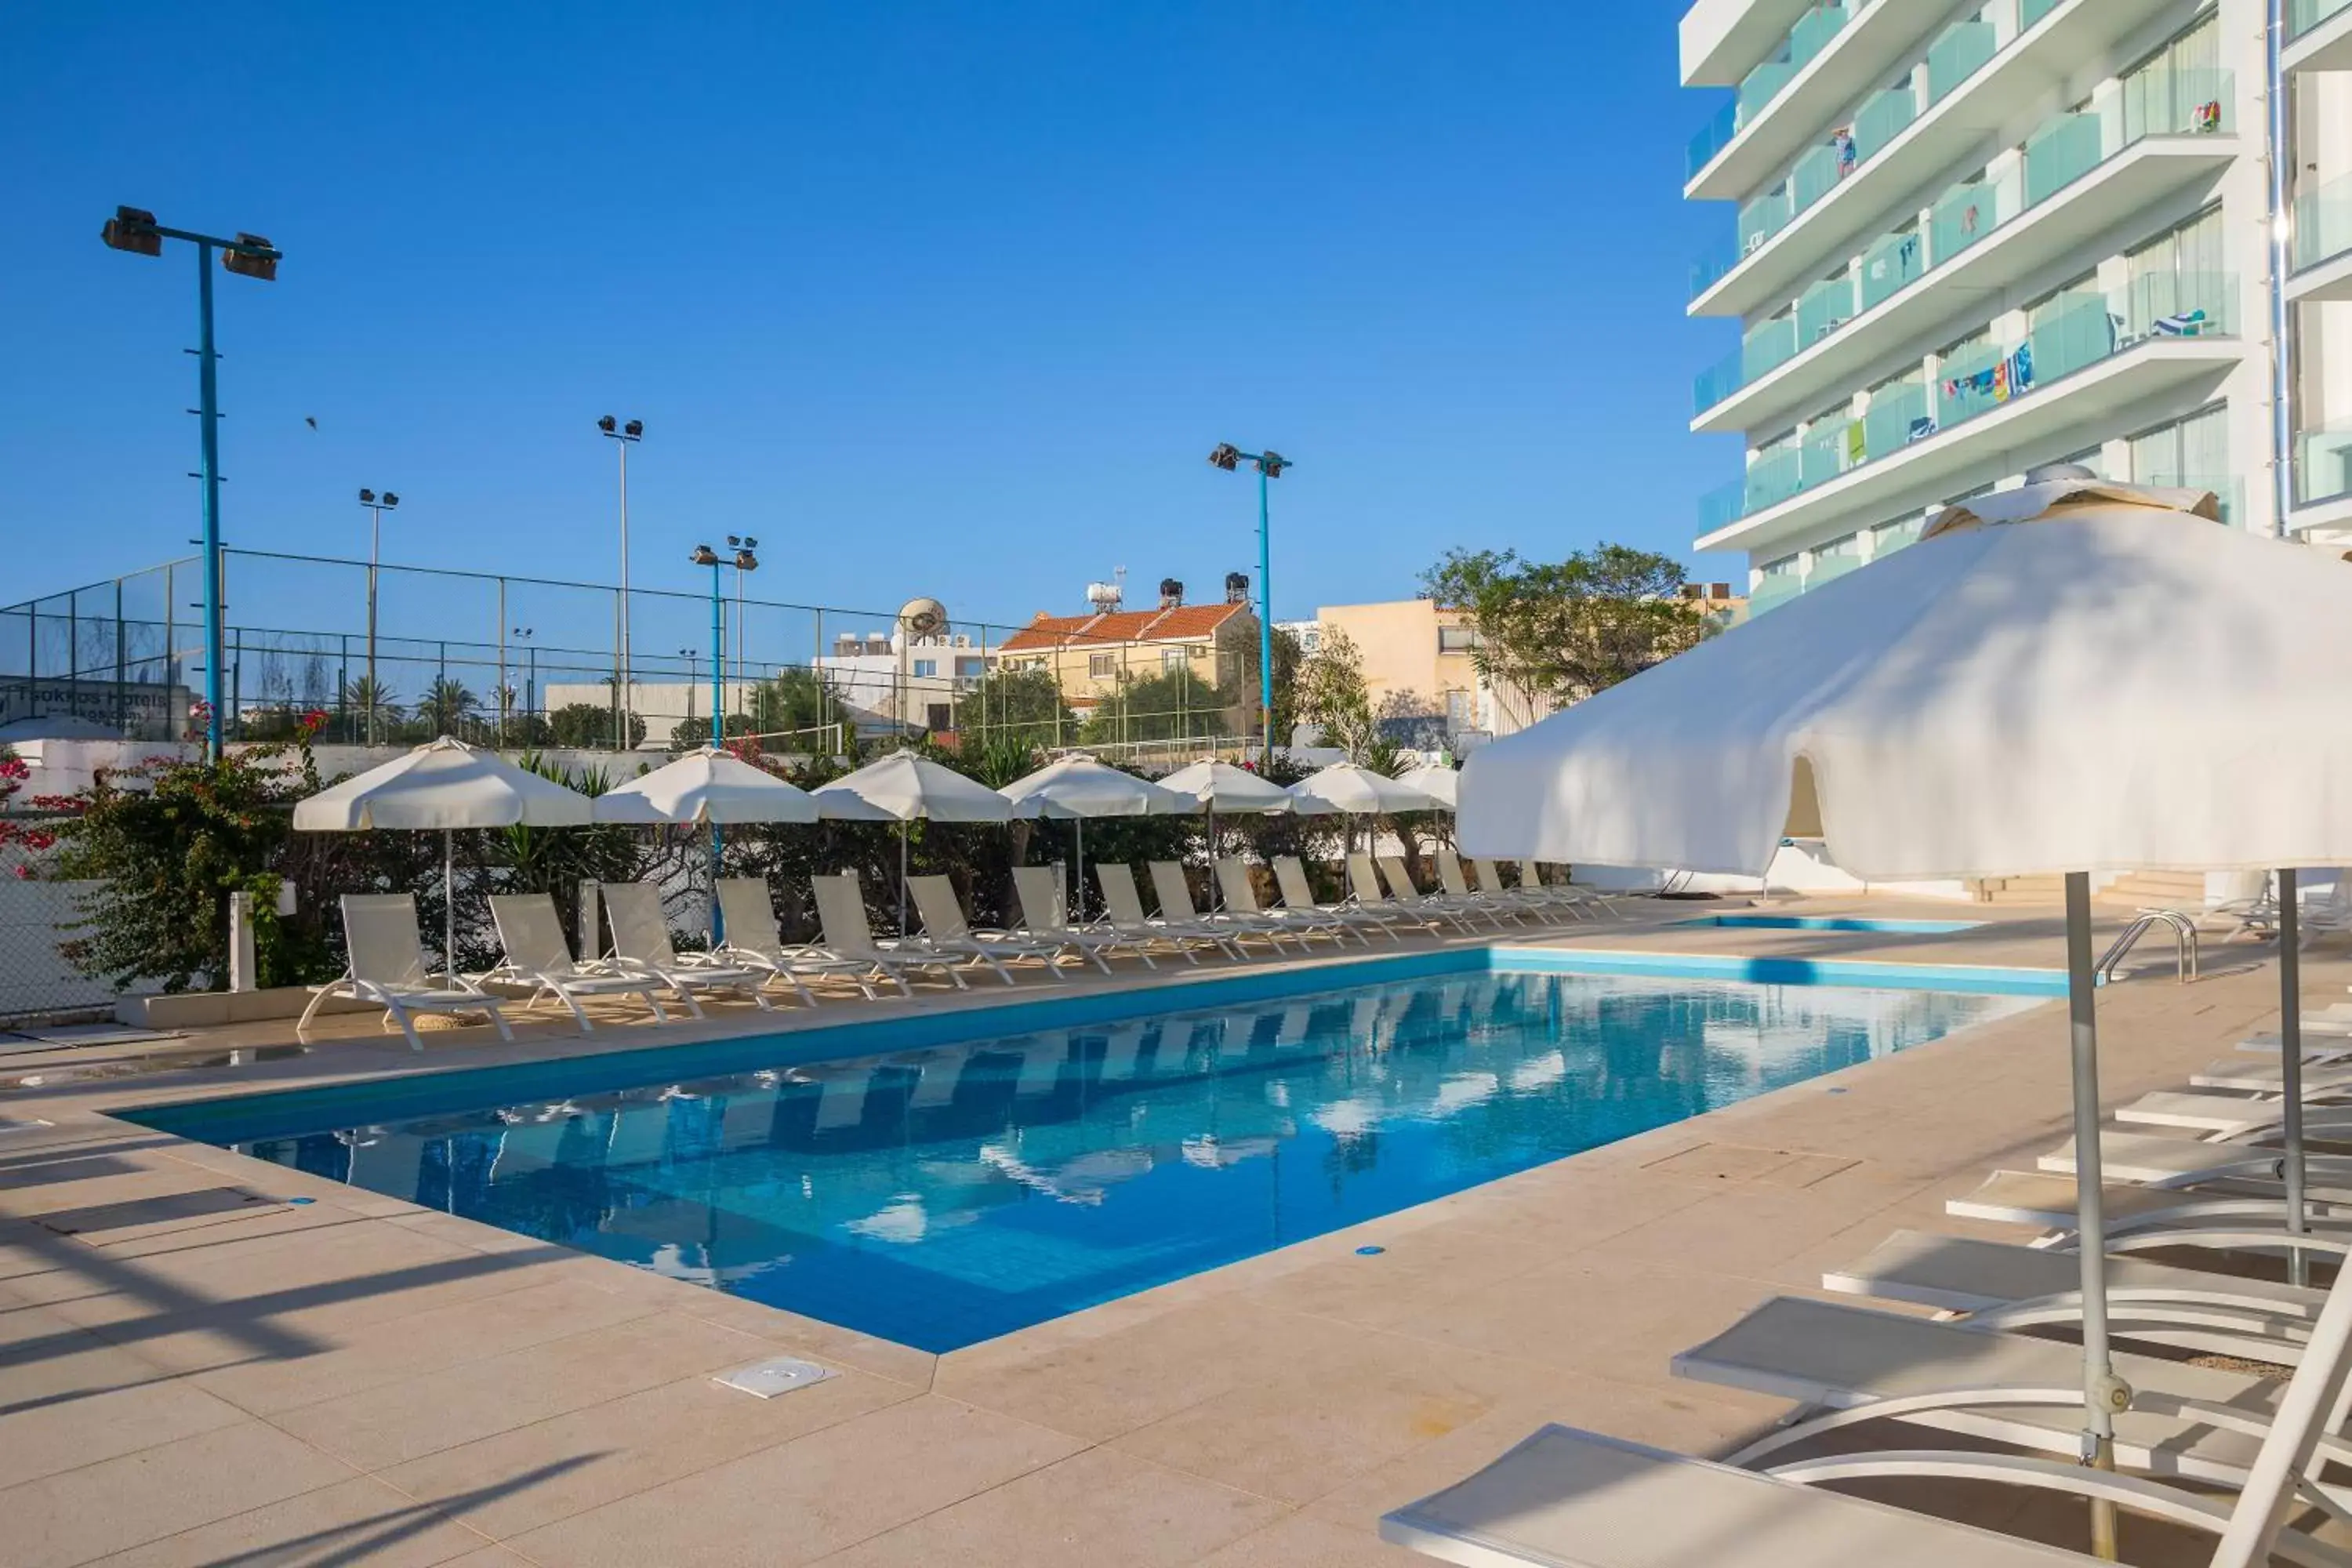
[1851,85,1916,164]
[1925,20,1996,107]
[1795,273,1856,346]
[1860,381,1929,459]
[1857,227,1925,310]
[2290,0,2352,38]
[2298,425,2352,508]
[1747,570,1805,617]
[1687,101,1738,183]
[2293,171,2352,274]
[1698,274,2239,530]
[1691,69,2234,412]
[1738,186,1795,256]
[1688,4,1857,180]
[2021,0,2063,26]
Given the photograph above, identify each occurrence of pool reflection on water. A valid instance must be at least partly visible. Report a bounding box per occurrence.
[234,971,2031,1351]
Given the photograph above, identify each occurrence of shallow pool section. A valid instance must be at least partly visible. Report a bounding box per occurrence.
[138,968,2034,1351]
[1671,914,1986,935]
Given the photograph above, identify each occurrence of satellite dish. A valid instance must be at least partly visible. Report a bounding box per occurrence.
[899,597,949,637]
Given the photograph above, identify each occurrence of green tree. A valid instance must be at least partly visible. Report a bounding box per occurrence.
[1214,619,1306,746]
[1292,625,1377,760]
[336,675,401,743]
[962,666,1076,748]
[667,713,756,753]
[748,667,833,746]
[414,675,480,738]
[548,702,645,750]
[1421,543,1708,710]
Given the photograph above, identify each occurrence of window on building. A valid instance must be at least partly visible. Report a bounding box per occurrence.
[955,657,985,679]
[1436,626,1482,653]
[1750,556,1806,617]
[2122,15,2223,143]
[2125,205,2227,337]
[2129,403,2231,521]
[1087,653,1116,679]
[1162,647,1187,671]
[1809,532,1866,590]
[911,659,938,678]
[926,703,953,732]
[1872,514,1926,558]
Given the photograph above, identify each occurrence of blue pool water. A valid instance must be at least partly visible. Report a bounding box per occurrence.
[1671,914,1985,934]
[137,963,2034,1351]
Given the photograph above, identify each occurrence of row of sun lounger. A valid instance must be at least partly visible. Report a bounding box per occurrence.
[1381,998,2352,1567]
[299,852,1628,1050]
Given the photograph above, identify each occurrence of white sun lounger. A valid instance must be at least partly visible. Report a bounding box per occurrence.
[2113,1091,2352,1141]
[1214,858,1357,946]
[1272,855,1406,943]
[1150,861,1297,953]
[712,878,896,1001]
[1388,1250,2352,1567]
[598,882,775,1011]
[1374,855,1492,935]
[1822,1227,2327,1363]
[1432,849,1531,927]
[811,873,971,991]
[1670,1294,2352,1498]
[1947,1169,2352,1269]
[299,894,515,1052]
[1345,852,1450,935]
[2039,1129,2352,1192]
[482,893,676,1032]
[1466,857,1576,924]
[906,874,1068,985]
[1093,864,1237,962]
[1521,858,1625,918]
[1009,865,1140,971]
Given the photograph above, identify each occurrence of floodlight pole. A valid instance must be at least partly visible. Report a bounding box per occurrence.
[100,213,279,758]
[1208,445,1290,765]
[195,246,223,757]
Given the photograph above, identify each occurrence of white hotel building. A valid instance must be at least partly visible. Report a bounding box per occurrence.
[1680,0,2352,614]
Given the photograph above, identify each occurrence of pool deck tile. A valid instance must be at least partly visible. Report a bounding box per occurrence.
[0,898,2335,1563]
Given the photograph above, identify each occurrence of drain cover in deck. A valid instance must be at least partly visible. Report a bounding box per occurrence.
[713,1356,837,1399]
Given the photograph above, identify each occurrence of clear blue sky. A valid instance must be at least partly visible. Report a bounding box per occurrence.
[6,2,1739,633]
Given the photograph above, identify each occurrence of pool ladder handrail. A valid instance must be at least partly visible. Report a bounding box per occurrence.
[2096,907,2200,985]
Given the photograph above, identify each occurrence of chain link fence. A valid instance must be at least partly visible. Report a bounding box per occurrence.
[2,550,1276,760]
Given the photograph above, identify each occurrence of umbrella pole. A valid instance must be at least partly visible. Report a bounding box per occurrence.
[443,829,457,982]
[2063,872,2122,1559]
[1207,807,1218,909]
[2281,869,2308,1286]
[1075,818,1086,924]
[899,819,909,939]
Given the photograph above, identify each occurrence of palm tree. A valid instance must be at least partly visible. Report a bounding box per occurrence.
[337,675,401,743]
[416,676,479,738]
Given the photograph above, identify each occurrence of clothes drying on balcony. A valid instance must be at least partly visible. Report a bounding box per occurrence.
[2154,307,2210,337]
[1905,417,1937,444]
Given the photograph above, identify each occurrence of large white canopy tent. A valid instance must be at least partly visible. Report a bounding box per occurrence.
[294,737,593,978]
[1457,472,2352,1547]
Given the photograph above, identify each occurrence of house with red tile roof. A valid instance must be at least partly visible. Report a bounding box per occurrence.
[994,595,1258,713]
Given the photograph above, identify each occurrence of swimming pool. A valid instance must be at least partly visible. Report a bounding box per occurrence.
[127,955,2040,1352]
[1671,914,1986,934]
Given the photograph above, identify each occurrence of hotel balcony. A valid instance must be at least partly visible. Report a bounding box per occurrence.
[2290,424,2352,535]
[1685,2,1927,198]
[1693,83,2234,433]
[2285,0,2352,72]
[1687,0,2186,321]
[1696,273,2243,557]
[2287,171,2352,306]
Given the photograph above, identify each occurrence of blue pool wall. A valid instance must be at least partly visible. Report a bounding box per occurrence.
[121,944,2067,1147]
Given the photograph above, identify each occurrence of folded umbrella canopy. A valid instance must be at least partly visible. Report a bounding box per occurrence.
[811,750,1012,935]
[1000,755,1194,919]
[295,736,593,978]
[1457,470,2352,1552]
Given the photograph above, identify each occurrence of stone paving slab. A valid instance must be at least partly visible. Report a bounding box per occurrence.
[0,898,2330,1564]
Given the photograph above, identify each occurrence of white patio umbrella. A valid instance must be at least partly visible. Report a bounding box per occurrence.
[1290,762,1442,816]
[811,751,1012,935]
[1392,763,1460,811]
[1456,471,2352,1545]
[1001,755,1194,918]
[593,747,821,826]
[593,748,820,943]
[294,736,593,978]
